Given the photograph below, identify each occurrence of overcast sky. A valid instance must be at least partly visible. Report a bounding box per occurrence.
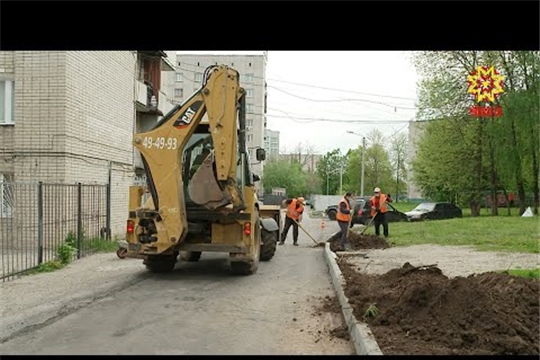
[176,51,419,155]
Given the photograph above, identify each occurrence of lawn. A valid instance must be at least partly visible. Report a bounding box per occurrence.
[382,215,540,253]
[504,268,540,279]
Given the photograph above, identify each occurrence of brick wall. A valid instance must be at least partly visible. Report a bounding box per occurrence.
[12,51,68,182]
[63,51,137,237]
[0,51,16,175]
[0,51,177,243]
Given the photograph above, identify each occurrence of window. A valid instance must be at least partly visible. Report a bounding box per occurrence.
[0,80,15,124]
[195,72,203,82]
[0,173,13,218]
[174,88,183,98]
[244,73,254,82]
[246,89,254,98]
[246,104,254,113]
[175,73,183,82]
[247,134,253,142]
[246,118,253,128]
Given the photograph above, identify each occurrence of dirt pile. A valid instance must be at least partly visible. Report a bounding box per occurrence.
[314,295,342,314]
[312,295,351,342]
[329,324,350,340]
[328,231,390,252]
[338,261,540,355]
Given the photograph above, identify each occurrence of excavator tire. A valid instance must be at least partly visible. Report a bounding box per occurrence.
[260,229,277,261]
[230,219,261,276]
[144,254,177,273]
[180,251,202,262]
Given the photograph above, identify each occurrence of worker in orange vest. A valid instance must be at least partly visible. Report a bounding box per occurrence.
[279,197,306,246]
[369,187,393,238]
[336,192,355,251]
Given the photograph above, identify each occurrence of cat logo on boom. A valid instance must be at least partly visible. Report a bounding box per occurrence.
[174,100,203,129]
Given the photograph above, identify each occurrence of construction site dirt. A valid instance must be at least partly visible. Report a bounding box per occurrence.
[312,295,351,342]
[338,260,540,355]
[327,231,390,252]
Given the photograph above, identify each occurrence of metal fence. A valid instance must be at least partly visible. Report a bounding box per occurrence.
[0,182,111,282]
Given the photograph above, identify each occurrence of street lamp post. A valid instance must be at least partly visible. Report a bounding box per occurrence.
[361,136,365,198]
[347,131,366,198]
[339,162,343,195]
[326,168,329,195]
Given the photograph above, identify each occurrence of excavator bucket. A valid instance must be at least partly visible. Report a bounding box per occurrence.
[188,152,231,210]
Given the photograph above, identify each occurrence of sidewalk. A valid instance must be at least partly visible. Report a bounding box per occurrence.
[0,254,147,342]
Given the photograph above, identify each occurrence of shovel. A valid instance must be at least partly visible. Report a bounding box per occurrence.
[360,199,386,235]
[293,219,326,247]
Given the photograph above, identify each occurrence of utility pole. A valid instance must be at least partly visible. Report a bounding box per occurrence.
[361,136,366,198]
[339,162,343,195]
[326,165,329,195]
[396,151,400,203]
[346,131,366,198]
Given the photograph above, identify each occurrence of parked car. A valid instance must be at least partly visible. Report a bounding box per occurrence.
[405,202,463,221]
[325,199,408,226]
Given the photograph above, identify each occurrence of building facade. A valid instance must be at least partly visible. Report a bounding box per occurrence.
[174,54,268,194]
[0,51,176,240]
[263,129,280,161]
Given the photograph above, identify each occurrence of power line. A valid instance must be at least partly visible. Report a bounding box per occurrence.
[268,85,416,110]
[175,62,418,103]
[177,65,416,109]
[177,65,417,113]
[266,114,412,124]
[267,78,418,101]
[267,107,409,123]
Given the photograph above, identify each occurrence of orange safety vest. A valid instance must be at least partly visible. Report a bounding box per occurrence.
[286,199,304,221]
[370,194,388,217]
[336,198,351,222]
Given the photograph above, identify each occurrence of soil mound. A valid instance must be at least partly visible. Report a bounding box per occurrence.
[328,231,390,252]
[313,295,341,315]
[329,324,350,341]
[311,296,351,342]
[339,261,540,355]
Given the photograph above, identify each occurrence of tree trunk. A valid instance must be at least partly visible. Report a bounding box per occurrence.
[531,135,539,215]
[500,52,527,216]
[471,120,484,217]
[510,119,527,215]
[488,122,499,216]
[520,52,539,215]
[501,188,511,216]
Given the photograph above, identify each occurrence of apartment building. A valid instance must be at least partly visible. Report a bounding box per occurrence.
[174,54,268,194]
[263,129,280,161]
[0,51,176,239]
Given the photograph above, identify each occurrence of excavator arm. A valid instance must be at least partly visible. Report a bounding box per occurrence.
[132,65,246,254]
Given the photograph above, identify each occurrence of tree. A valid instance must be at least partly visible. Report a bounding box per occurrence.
[262,160,308,198]
[316,149,345,195]
[411,51,540,216]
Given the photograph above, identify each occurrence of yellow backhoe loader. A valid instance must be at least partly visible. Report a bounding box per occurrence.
[125,65,280,275]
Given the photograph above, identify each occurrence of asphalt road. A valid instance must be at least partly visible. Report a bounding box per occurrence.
[0,214,353,355]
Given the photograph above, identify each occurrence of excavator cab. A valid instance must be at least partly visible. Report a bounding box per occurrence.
[125,65,280,275]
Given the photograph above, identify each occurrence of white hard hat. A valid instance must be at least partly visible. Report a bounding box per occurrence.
[374,187,381,192]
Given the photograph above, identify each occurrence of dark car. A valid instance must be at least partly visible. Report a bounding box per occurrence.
[325,199,408,226]
[405,202,463,221]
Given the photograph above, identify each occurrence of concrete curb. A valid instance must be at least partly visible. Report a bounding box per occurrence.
[323,243,383,355]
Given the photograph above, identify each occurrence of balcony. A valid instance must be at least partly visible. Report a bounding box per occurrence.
[135,80,162,115]
[158,90,175,115]
[135,79,176,117]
